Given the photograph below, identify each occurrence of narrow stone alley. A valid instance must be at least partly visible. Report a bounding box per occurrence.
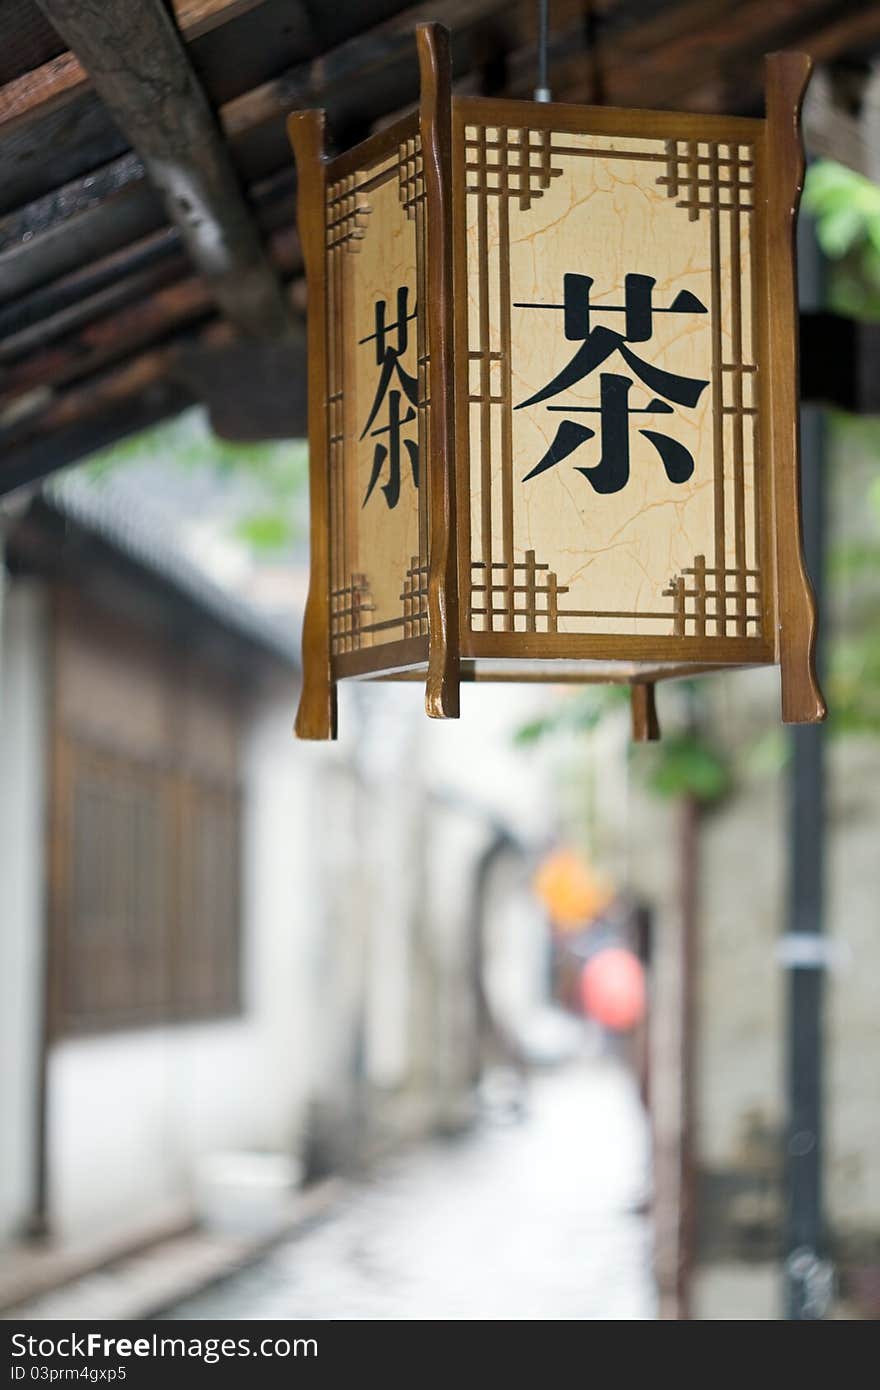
[167,1056,655,1321]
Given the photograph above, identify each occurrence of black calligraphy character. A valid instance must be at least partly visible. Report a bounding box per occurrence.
[360,286,419,509]
[515,273,709,493]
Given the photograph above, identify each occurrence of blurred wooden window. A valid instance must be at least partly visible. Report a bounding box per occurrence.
[50,591,243,1035]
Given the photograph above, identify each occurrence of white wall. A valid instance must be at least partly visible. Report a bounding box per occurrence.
[47,681,320,1246]
[826,735,880,1237]
[301,680,561,1156]
[4,617,563,1249]
[0,580,49,1243]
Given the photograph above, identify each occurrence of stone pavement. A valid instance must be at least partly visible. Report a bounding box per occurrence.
[167,1056,656,1321]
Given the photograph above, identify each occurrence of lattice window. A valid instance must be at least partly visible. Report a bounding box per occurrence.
[55,740,242,1034]
[65,748,169,1029]
[51,597,243,1036]
[175,779,241,1019]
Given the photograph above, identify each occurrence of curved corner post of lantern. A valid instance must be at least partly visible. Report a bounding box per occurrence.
[289,108,338,741]
[417,22,461,721]
[631,683,661,743]
[764,51,826,727]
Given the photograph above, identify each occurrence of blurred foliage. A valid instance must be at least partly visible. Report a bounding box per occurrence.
[803,160,880,319]
[514,684,629,745]
[85,409,309,553]
[641,730,732,804]
[825,427,880,735]
[829,632,880,735]
[803,159,880,735]
[741,726,790,779]
[803,160,880,261]
[516,683,733,805]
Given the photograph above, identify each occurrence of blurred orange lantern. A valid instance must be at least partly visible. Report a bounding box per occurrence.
[533,847,613,931]
[580,947,646,1032]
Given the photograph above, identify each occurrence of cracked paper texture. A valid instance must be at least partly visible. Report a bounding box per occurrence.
[465,129,758,639]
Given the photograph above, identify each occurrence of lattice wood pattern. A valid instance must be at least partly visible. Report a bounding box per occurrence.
[470,551,569,632]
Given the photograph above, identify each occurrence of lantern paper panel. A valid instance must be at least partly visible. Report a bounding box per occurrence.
[290,23,824,742]
[325,116,429,667]
[457,110,768,659]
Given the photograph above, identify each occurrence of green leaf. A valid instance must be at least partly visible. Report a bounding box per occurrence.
[234,512,296,552]
[742,727,790,778]
[644,733,732,804]
[513,714,558,745]
[77,408,309,558]
[829,540,880,581]
[512,686,627,746]
[803,161,880,286]
[818,204,865,258]
[827,632,880,736]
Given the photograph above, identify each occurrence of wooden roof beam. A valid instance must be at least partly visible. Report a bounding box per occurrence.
[0,319,233,494]
[35,0,294,339]
[0,315,310,495]
[546,0,880,112]
[2,0,513,303]
[0,0,269,134]
[4,0,513,139]
[0,227,301,405]
[0,379,196,499]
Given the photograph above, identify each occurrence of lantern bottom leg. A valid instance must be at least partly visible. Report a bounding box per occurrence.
[778,576,826,726]
[294,674,338,741]
[426,653,460,720]
[780,656,826,726]
[631,682,660,742]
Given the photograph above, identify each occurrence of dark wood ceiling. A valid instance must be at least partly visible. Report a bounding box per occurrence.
[2,0,880,495]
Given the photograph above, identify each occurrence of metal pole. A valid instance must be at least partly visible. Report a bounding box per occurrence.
[534,0,551,102]
[782,215,832,1320]
[676,789,699,1320]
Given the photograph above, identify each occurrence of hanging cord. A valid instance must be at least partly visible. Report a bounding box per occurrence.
[534,0,551,102]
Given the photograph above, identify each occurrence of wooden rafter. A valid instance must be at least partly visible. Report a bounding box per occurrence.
[546,0,880,111]
[1,0,512,139]
[0,0,269,134]
[0,164,296,345]
[1,0,514,307]
[0,319,230,495]
[0,227,299,406]
[3,0,513,241]
[34,0,294,339]
[0,313,309,493]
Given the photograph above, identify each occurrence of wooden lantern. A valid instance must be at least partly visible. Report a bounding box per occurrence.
[290,22,825,742]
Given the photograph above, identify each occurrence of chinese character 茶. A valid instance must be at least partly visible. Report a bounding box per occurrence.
[360,286,420,510]
[515,273,709,493]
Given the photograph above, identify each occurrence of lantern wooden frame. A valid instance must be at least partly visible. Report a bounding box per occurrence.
[290,22,824,741]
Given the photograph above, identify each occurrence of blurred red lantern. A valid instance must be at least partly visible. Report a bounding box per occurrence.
[580,948,646,1032]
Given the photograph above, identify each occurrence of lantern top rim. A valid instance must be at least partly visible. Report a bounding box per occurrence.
[451,90,766,140]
